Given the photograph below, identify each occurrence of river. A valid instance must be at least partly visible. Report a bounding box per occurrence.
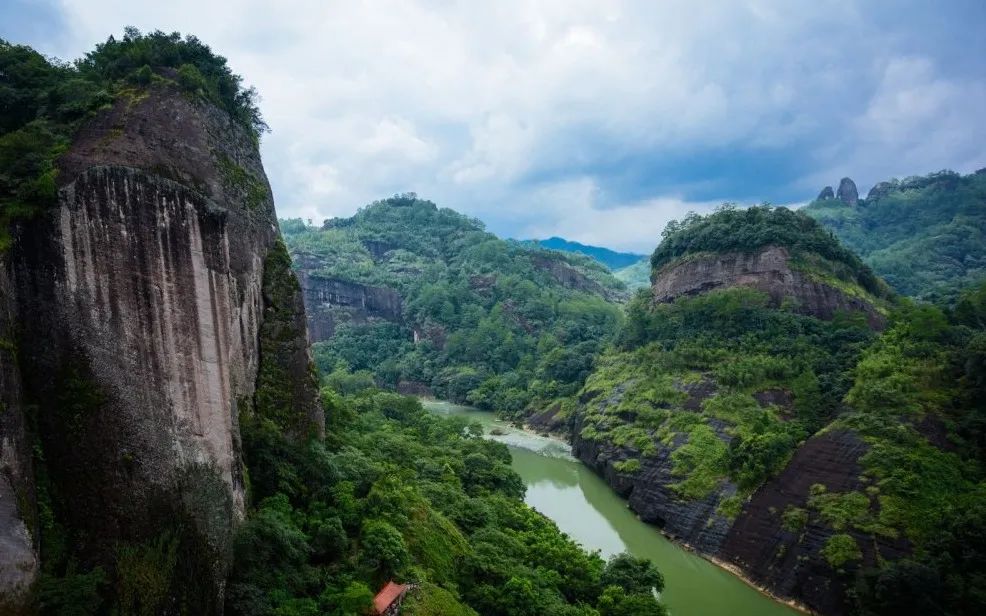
[422,399,800,616]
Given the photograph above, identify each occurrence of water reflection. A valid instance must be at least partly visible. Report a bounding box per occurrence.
[422,399,799,616]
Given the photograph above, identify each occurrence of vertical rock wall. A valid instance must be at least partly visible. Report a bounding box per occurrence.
[3,85,320,610]
[0,255,37,613]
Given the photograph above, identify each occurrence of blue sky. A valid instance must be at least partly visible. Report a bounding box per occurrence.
[3,0,985,252]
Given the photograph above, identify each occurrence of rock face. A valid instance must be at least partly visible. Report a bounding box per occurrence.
[0,256,37,613]
[296,265,403,342]
[651,245,885,328]
[866,181,893,201]
[573,409,737,555]
[720,430,908,615]
[836,177,858,206]
[2,85,319,609]
[817,186,835,200]
[531,253,610,297]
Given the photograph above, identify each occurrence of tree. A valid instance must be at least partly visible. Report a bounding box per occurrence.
[600,553,664,595]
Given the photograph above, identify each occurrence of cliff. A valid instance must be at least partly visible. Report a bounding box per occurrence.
[294,253,402,342]
[565,206,903,615]
[1,83,320,611]
[652,245,886,328]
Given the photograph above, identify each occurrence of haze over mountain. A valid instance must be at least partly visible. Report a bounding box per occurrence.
[520,237,646,270]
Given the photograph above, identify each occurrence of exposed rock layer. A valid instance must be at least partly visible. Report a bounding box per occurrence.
[837,178,859,206]
[2,85,319,609]
[651,245,885,328]
[0,256,37,613]
[295,262,403,342]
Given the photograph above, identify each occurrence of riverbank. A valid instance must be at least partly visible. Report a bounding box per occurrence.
[422,398,802,616]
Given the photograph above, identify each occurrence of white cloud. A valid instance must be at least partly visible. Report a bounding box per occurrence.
[13,0,986,250]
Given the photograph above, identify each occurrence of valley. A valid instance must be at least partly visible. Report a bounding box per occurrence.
[424,400,801,616]
[1,23,985,616]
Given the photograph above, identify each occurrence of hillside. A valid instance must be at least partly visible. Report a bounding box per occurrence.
[0,33,669,616]
[281,197,627,415]
[614,259,652,290]
[803,169,986,303]
[521,236,647,270]
[560,206,986,615]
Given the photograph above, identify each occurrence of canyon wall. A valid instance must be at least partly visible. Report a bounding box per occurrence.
[0,85,320,610]
[652,245,885,328]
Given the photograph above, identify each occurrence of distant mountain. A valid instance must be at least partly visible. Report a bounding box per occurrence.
[803,169,986,303]
[613,259,651,289]
[281,195,627,413]
[522,236,647,270]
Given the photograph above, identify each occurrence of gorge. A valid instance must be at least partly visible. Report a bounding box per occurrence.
[2,27,986,616]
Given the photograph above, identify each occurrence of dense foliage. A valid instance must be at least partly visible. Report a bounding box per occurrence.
[579,286,875,501]
[228,377,668,615]
[651,205,890,298]
[576,204,986,615]
[804,170,986,303]
[282,196,626,418]
[0,29,264,249]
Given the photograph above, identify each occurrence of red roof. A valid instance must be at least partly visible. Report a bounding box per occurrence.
[373,581,409,614]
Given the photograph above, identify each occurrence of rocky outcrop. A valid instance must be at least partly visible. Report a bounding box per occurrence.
[817,186,835,200]
[296,267,402,342]
[836,178,858,206]
[866,181,894,201]
[651,245,885,328]
[4,85,319,609]
[531,253,608,297]
[720,430,908,615]
[571,381,736,555]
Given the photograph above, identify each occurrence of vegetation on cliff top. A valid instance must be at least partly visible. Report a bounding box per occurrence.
[0,28,265,249]
[574,204,986,615]
[804,169,986,303]
[281,195,625,417]
[651,205,891,299]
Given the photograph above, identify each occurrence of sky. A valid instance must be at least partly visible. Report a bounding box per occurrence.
[3,0,985,252]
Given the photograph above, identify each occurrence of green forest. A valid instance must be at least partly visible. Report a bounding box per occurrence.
[4,23,986,616]
[281,197,626,418]
[0,28,266,250]
[569,207,986,616]
[804,170,986,303]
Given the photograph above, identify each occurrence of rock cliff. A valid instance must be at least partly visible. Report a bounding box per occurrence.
[836,178,858,206]
[0,255,37,614]
[651,245,885,328]
[565,216,897,615]
[1,84,319,610]
[294,255,402,342]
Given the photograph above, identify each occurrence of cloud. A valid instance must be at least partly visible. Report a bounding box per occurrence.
[4,0,985,250]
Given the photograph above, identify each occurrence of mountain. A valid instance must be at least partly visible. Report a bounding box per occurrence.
[2,33,660,616]
[0,32,320,611]
[522,236,647,270]
[613,258,652,289]
[555,205,986,615]
[281,197,628,415]
[804,169,986,303]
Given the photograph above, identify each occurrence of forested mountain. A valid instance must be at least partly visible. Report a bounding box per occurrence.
[562,205,986,615]
[521,236,647,270]
[281,198,627,415]
[0,33,669,616]
[804,170,986,303]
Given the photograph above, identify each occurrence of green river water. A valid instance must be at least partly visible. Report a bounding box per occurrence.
[423,399,800,616]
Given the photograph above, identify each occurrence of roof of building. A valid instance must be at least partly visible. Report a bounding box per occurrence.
[373,581,410,614]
